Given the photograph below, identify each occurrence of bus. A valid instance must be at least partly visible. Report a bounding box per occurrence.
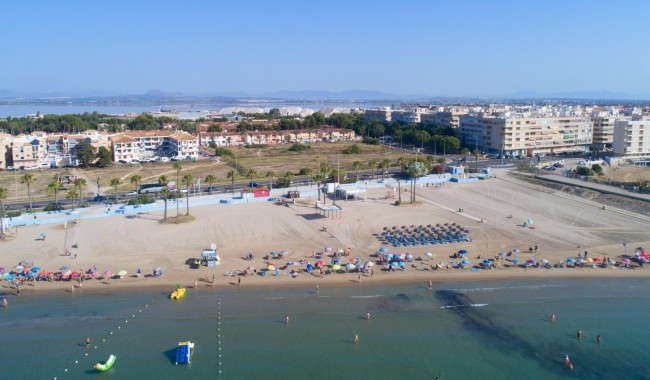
[139,181,176,194]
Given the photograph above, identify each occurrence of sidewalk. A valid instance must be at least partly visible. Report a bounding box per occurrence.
[533,173,650,202]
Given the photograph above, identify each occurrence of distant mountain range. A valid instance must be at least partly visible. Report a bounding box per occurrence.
[1,89,648,102]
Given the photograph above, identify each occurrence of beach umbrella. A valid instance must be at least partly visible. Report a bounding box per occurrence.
[60,266,69,271]
[334,258,342,264]
[70,271,79,278]
[365,261,374,267]
[332,264,341,271]
[512,259,519,265]
[136,268,141,276]
[482,259,491,265]
[117,270,128,277]
[350,258,358,264]
[267,264,277,270]
[498,252,506,257]
[103,270,112,277]
[40,232,47,237]
[316,260,324,267]
[337,248,344,254]
[461,260,470,265]
[399,254,406,261]
[247,265,256,271]
[398,261,406,267]
[586,258,593,263]
[306,263,314,271]
[385,253,393,259]
[458,250,468,255]
[379,247,389,253]
[541,259,549,264]
[325,246,332,252]
[623,258,632,264]
[14,265,24,272]
[425,252,433,258]
[406,254,414,261]
[513,248,520,253]
[346,263,355,270]
[62,270,72,276]
[31,266,41,272]
[356,263,364,269]
[0,267,4,274]
[91,271,99,277]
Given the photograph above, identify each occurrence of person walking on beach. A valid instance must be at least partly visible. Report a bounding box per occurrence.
[358,274,361,283]
[238,277,241,286]
[428,280,433,289]
[534,245,538,252]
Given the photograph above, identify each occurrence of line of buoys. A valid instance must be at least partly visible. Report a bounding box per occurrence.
[53,299,155,379]
[217,298,222,378]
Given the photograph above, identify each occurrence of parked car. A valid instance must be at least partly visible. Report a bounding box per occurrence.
[124,191,138,197]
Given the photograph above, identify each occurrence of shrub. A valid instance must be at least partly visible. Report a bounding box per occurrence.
[394,200,401,206]
[576,166,593,176]
[43,203,63,212]
[127,195,155,205]
[591,164,603,174]
[288,143,310,152]
[362,137,380,145]
[432,164,444,174]
[6,211,22,217]
[214,147,234,157]
[342,144,362,154]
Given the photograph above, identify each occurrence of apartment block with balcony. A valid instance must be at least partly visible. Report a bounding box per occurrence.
[421,111,467,129]
[613,117,650,158]
[111,131,198,163]
[458,116,593,157]
[364,108,392,123]
[591,116,630,151]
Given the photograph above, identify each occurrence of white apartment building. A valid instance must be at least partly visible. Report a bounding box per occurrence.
[613,117,650,158]
[458,116,593,157]
[421,111,467,129]
[391,109,424,124]
[111,131,199,163]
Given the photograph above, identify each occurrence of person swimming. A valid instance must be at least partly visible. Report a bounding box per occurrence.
[577,329,582,339]
[354,334,359,344]
[1,298,7,307]
[565,355,571,367]
[596,335,601,344]
[550,314,556,322]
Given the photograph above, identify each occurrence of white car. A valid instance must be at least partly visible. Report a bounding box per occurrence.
[124,191,138,197]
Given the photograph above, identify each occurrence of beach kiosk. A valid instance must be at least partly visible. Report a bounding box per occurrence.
[202,244,220,267]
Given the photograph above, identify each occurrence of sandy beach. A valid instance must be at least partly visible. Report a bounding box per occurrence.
[2,170,650,296]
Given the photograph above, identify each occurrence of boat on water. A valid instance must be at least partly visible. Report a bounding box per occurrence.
[175,341,194,364]
[94,354,116,372]
[171,285,186,300]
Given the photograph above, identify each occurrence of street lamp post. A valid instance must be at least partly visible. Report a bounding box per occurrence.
[96,178,100,205]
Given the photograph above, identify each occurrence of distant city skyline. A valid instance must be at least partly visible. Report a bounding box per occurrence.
[2,0,649,99]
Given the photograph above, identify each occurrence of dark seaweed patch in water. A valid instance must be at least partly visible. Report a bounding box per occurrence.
[368,292,423,312]
[435,289,642,379]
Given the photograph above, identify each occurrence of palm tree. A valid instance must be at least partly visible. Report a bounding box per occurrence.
[352,161,362,180]
[73,178,87,206]
[265,170,275,190]
[313,173,325,203]
[47,178,62,210]
[172,162,183,217]
[284,171,294,187]
[246,169,257,187]
[319,162,330,176]
[205,174,217,194]
[159,188,171,221]
[182,174,193,216]
[226,169,236,194]
[20,173,35,211]
[0,187,7,239]
[110,178,121,203]
[158,175,169,186]
[130,174,142,193]
[368,160,377,180]
[299,168,313,186]
[380,158,391,180]
[66,189,80,211]
[473,148,480,172]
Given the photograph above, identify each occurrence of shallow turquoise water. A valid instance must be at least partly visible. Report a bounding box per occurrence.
[1,278,649,379]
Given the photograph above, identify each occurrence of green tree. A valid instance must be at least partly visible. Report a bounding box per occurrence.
[76,142,97,167]
[265,170,275,190]
[591,164,603,175]
[66,189,80,211]
[96,146,113,168]
[313,173,325,202]
[246,169,257,187]
[128,113,159,130]
[130,174,142,193]
[380,158,391,180]
[298,168,313,186]
[368,160,377,180]
[473,148,480,172]
[73,178,87,206]
[20,173,35,211]
[0,187,7,239]
[350,161,361,180]
[227,169,237,193]
[159,188,171,221]
[182,174,193,216]
[205,174,217,194]
[110,178,121,203]
[319,162,330,175]
[47,178,62,209]
[284,171,294,186]
[172,162,183,217]
[404,161,429,203]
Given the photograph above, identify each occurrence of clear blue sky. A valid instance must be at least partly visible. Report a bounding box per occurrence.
[1,0,649,98]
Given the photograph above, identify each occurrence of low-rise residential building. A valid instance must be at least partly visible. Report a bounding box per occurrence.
[613,117,650,158]
[10,136,47,169]
[0,132,13,169]
[111,131,198,163]
[458,116,593,157]
[364,108,392,123]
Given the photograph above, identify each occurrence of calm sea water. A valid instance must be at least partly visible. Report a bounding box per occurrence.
[1,278,649,380]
